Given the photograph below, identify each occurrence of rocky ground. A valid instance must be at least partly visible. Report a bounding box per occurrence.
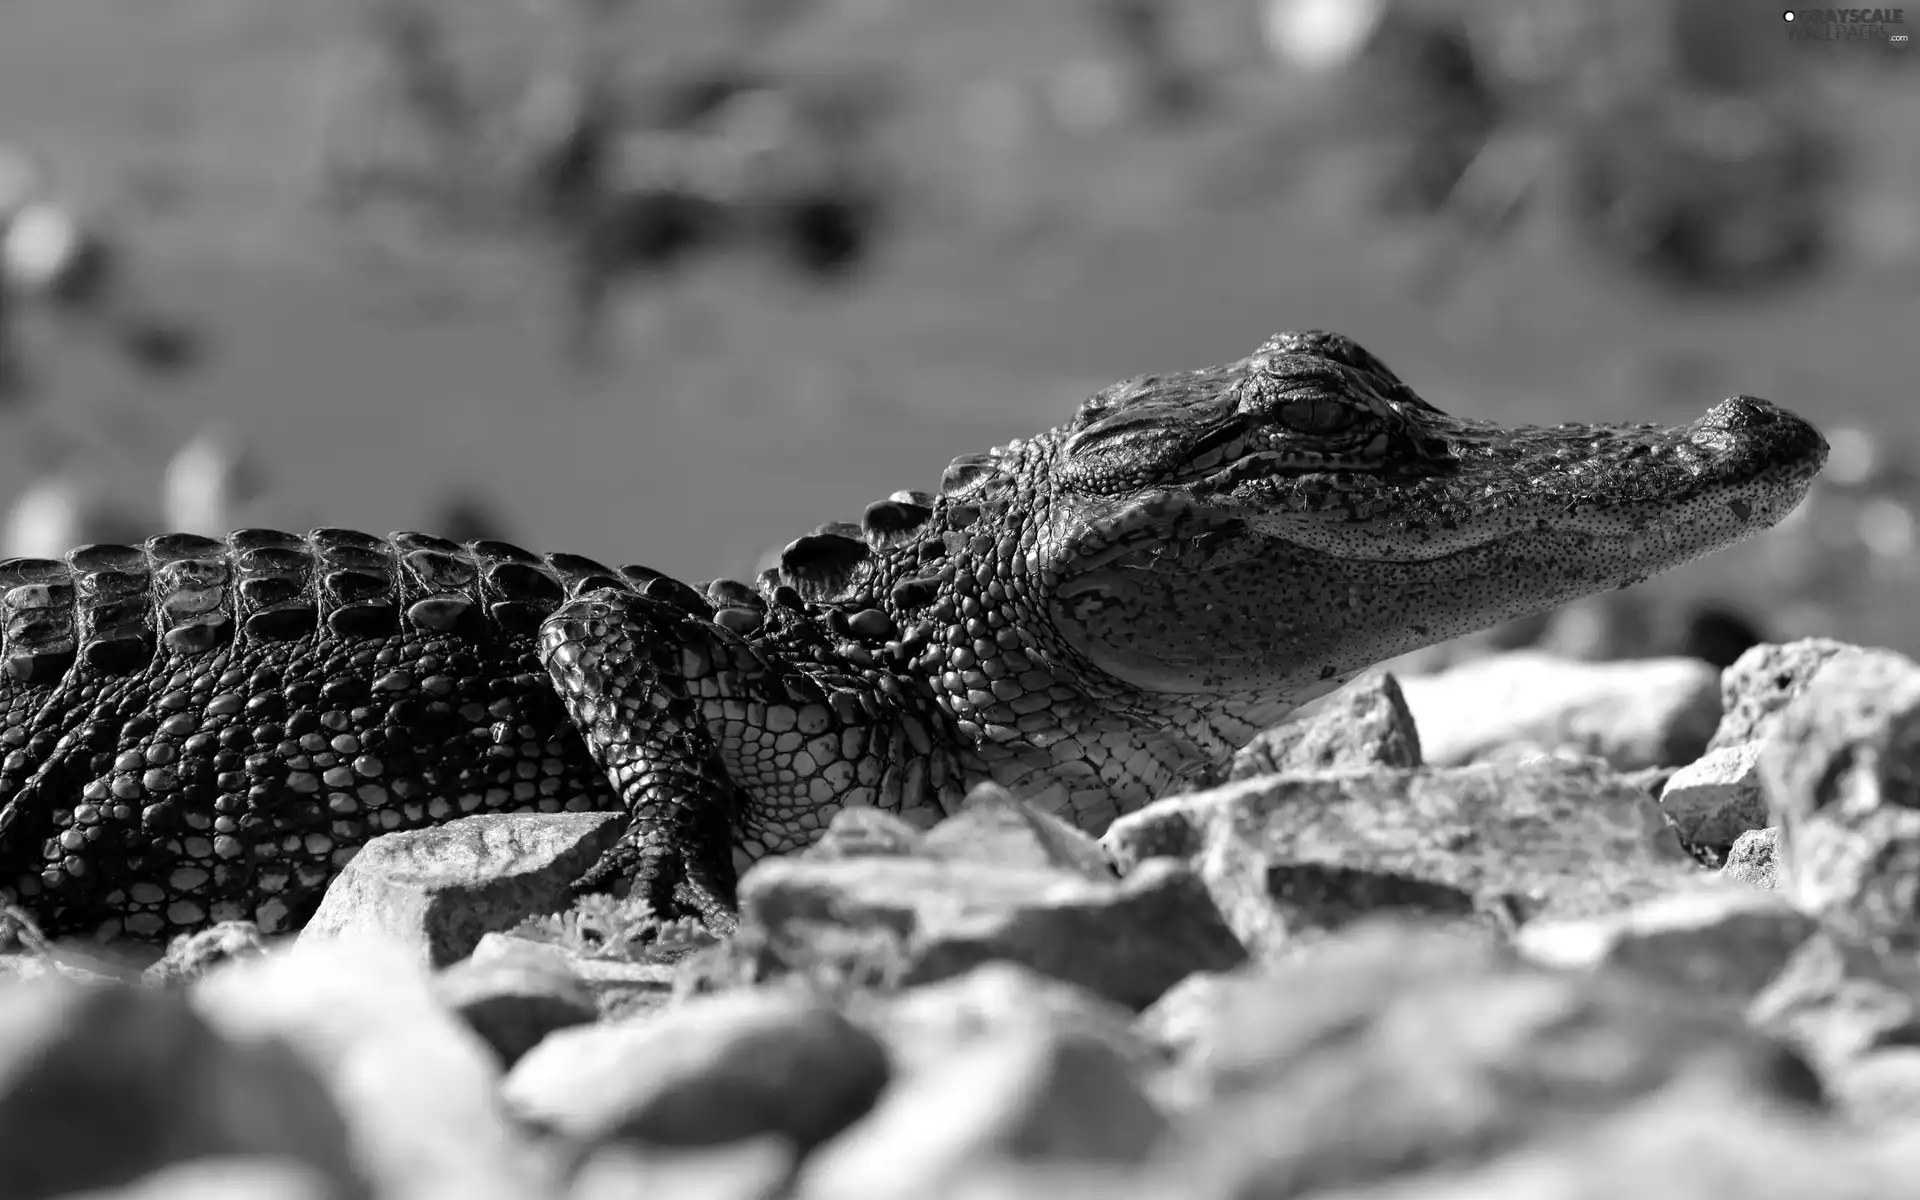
[7,636,1920,1198]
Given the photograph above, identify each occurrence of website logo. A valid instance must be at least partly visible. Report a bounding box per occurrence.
[1784,8,1910,44]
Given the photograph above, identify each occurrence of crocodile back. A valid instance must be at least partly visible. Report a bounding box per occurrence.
[0,527,710,939]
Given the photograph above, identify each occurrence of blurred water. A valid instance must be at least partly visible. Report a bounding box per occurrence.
[1,0,1917,651]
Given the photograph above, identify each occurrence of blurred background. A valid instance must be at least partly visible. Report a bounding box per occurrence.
[0,0,1915,667]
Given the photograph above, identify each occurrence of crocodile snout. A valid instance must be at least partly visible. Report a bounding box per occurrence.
[1695,395,1830,471]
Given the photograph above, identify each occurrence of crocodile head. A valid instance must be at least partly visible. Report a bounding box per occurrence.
[1025,329,1827,706]
[763,328,1827,814]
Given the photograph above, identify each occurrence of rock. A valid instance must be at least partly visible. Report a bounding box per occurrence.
[885,1161,1176,1200]
[1617,764,1676,799]
[0,978,358,1200]
[1757,647,1920,945]
[1657,742,1769,851]
[1827,1047,1920,1130]
[735,855,1245,1010]
[803,807,928,860]
[1724,827,1782,889]
[433,939,599,1068]
[299,812,626,968]
[1514,882,1820,1004]
[144,920,270,987]
[1396,651,1721,771]
[49,1157,348,1200]
[1748,930,1920,1073]
[794,1029,1167,1200]
[1138,921,1509,1097]
[1152,921,1823,1198]
[920,784,1116,881]
[1132,969,1244,1067]
[1281,1083,1910,1200]
[192,939,540,1200]
[853,960,1159,1078]
[1709,637,1858,751]
[568,1138,793,1200]
[1228,672,1423,781]
[0,945,133,988]
[502,986,889,1152]
[1102,758,1700,957]
[464,930,677,1021]
[672,910,924,999]
[5,936,160,984]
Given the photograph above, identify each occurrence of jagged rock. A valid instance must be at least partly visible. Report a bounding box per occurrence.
[1272,1085,1912,1200]
[1757,647,1920,946]
[1747,930,1920,1073]
[1827,1047,1920,1131]
[872,1161,1176,1199]
[463,930,677,1021]
[298,812,627,968]
[433,937,599,1068]
[1149,921,1823,1198]
[1724,827,1782,890]
[0,978,359,1200]
[1658,742,1769,852]
[734,855,1245,1010]
[1618,764,1676,799]
[144,920,270,987]
[1131,968,1245,1069]
[192,939,539,1200]
[0,946,136,987]
[501,986,889,1152]
[920,784,1117,881]
[1395,651,1721,771]
[568,1137,794,1200]
[1136,921,1509,1098]
[1228,672,1423,780]
[47,1158,348,1200]
[803,807,929,860]
[850,960,1160,1078]
[1709,637,1857,751]
[1514,882,1820,1004]
[0,931,159,984]
[801,788,1116,878]
[794,1028,1167,1200]
[1102,758,1700,957]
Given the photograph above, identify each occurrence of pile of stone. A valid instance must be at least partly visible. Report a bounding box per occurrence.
[8,637,1920,1199]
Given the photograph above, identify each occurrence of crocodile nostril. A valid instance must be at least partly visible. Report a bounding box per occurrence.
[1701,396,1778,429]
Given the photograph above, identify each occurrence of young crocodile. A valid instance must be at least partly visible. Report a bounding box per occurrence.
[0,330,1827,941]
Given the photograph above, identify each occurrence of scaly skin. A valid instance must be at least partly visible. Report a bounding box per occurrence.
[0,331,1827,941]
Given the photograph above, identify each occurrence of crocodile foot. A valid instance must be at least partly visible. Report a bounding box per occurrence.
[541,590,745,935]
[567,829,740,936]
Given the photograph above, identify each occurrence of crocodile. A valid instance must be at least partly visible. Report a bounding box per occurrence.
[0,330,1827,942]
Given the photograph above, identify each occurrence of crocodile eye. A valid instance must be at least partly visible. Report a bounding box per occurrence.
[1277,398,1355,436]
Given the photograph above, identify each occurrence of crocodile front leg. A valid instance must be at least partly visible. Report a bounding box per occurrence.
[540,591,745,931]
[539,584,967,933]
